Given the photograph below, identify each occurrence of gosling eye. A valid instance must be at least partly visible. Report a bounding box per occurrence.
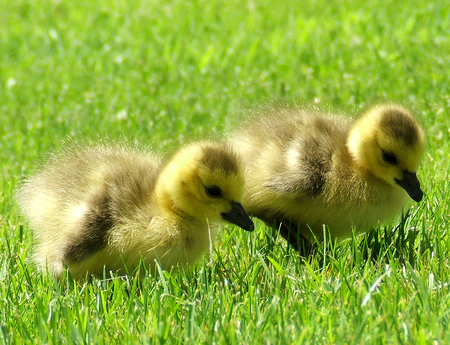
[382,151,398,165]
[205,185,223,198]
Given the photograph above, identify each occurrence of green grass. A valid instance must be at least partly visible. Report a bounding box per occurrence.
[1,0,450,343]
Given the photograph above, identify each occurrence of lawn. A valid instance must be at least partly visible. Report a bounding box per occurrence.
[1,0,450,343]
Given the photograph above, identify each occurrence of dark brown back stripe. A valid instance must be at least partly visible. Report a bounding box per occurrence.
[64,194,113,262]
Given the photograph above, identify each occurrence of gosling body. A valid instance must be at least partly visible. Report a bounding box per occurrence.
[229,104,425,245]
[18,142,254,279]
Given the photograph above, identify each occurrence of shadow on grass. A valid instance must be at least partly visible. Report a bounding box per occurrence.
[257,205,438,272]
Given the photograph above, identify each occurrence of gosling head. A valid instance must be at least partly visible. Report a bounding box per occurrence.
[156,141,254,231]
[347,104,426,202]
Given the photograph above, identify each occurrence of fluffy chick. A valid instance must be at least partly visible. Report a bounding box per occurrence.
[18,141,254,279]
[229,104,425,249]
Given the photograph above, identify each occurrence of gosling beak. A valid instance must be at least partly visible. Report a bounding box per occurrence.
[395,170,423,202]
[221,201,254,231]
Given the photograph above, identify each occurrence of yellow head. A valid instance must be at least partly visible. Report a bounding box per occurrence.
[155,141,254,231]
[347,104,426,202]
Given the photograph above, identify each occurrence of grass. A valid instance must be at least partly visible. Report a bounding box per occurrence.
[1,0,450,343]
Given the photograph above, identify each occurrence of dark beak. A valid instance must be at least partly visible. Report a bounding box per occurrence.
[395,170,423,202]
[221,201,254,231]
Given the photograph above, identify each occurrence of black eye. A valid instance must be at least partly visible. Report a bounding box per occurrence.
[205,185,223,198]
[383,151,398,165]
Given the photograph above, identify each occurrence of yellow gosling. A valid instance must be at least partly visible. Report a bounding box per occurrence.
[229,104,425,249]
[18,142,254,279]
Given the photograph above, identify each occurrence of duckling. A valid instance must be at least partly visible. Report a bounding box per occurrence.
[228,104,425,249]
[18,141,254,280]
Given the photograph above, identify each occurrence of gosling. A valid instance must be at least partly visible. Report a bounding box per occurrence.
[18,141,254,280]
[228,104,425,249]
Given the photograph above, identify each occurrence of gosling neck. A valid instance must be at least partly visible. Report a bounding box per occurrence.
[343,142,374,180]
[154,186,194,221]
